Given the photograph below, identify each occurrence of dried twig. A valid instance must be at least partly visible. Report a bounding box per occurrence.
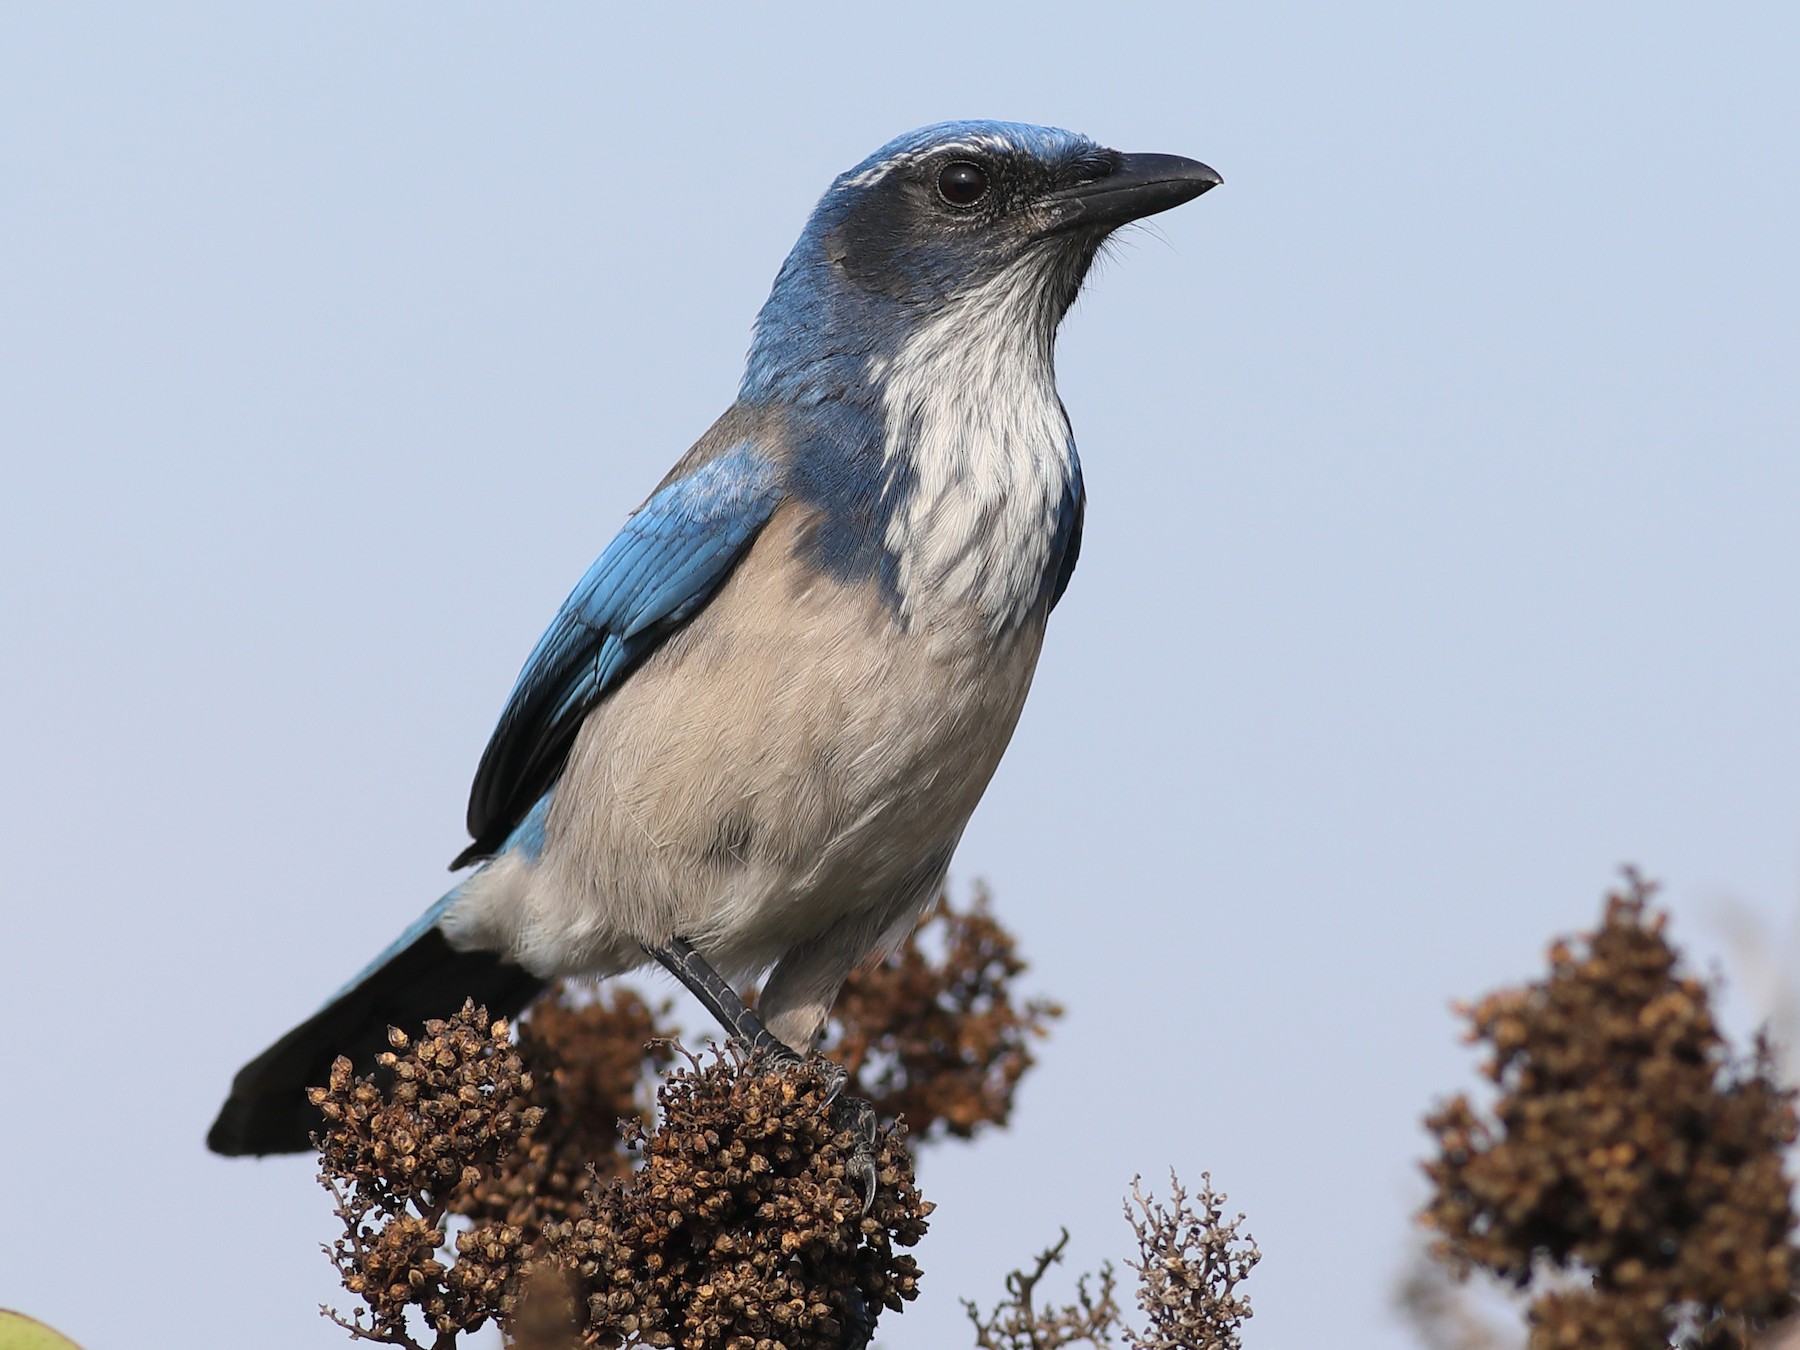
[1122,1173,1259,1350]
[963,1230,1121,1350]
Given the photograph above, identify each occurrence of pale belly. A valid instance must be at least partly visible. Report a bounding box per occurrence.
[445,513,1049,982]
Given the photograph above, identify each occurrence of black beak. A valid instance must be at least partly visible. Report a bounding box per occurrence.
[1039,153,1222,234]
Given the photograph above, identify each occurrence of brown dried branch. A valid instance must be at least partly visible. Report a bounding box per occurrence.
[315,1009,931,1349]
[1122,1173,1259,1350]
[827,888,1062,1142]
[963,1230,1122,1350]
[311,884,1059,1348]
[551,1044,930,1349]
[965,1174,1257,1350]
[449,985,675,1242]
[1420,872,1800,1350]
[310,1004,543,1348]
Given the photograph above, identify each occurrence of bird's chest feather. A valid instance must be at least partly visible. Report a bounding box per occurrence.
[877,291,1076,632]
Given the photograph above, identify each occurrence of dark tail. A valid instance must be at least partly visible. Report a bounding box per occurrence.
[207,918,544,1156]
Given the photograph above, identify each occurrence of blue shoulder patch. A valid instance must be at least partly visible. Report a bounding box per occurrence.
[780,400,903,599]
[458,444,783,864]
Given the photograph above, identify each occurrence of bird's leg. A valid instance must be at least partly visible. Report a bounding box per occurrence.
[645,936,878,1209]
[644,937,798,1066]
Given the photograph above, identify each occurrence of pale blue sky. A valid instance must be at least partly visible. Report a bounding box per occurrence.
[4,5,1799,1348]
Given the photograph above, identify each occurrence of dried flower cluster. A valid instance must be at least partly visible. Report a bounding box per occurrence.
[312,887,1053,1348]
[315,1010,927,1350]
[964,1175,1258,1350]
[312,1005,545,1346]
[1421,874,1800,1350]
[451,987,675,1239]
[550,1046,929,1349]
[827,891,1062,1142]
[1123,1173,1260,1350]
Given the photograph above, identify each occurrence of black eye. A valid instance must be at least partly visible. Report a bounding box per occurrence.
[936,161,990,207]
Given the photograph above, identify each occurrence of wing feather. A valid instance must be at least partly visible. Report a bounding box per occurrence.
[456,442,783,864]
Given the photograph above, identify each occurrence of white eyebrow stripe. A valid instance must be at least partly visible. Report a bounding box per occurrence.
[838,160,899,190]
[835,137,1011,192]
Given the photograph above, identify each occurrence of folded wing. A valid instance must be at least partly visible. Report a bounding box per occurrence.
[457,442,784,865]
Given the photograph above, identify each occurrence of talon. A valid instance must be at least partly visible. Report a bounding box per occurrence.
[815,1057,850,1107]
[852,1150,878,1214]
[830,1091,881,1213]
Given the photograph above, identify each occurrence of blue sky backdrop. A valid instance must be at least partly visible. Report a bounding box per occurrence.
[3,4,1798,1346]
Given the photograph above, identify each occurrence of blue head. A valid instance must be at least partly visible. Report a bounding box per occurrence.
[740,120,1221,406]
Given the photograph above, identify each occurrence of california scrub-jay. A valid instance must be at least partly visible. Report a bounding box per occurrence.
[209,121,1219,1158]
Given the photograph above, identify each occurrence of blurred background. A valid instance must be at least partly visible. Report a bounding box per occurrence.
[3,4,1797,1346]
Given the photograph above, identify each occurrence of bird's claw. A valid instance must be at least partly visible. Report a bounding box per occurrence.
[814,1056,851,1107]
[742,1043,879,1212]
[830,1091,880,1214]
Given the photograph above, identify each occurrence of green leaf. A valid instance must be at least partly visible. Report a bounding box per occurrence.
[0,1311,84,1350]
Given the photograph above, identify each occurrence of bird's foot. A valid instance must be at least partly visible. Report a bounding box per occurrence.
[645,940,881,1208]
[829,1089,880,1214]
[745,1037,806,1075]
[743,1044,879,1212]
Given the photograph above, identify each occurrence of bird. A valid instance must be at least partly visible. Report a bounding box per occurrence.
[208,120,1220,1162]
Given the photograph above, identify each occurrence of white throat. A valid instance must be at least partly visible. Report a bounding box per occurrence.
[879,258,1075,632]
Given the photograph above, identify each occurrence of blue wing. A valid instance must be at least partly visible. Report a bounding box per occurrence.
[1048,455,1085,610]
[457,442,784,865]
